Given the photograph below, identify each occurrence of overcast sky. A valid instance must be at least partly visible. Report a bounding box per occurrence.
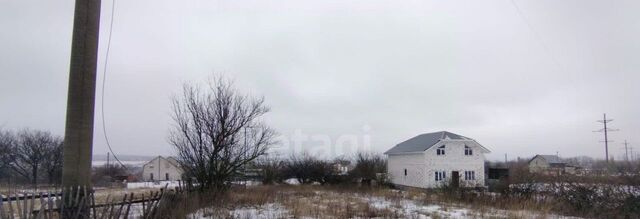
[1,0,639,161]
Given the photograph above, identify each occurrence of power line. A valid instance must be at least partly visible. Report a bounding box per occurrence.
[101,0,126,168]
[509,0,563,72]
[594,113,619,163]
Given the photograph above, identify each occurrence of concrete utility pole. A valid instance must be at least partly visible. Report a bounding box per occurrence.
[595,113,618,163]
[61,0,101,215]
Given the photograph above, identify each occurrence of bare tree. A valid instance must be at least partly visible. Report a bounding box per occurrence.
[283,153,315,184]
[169,77,277,191]
[254,156,285,184]
[350,152,387,186]
[9,129,61,187]
[284,153,337,184]
[44,138,64,185]
[0,129,15,178]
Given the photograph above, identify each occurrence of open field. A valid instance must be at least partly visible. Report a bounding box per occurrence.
[186,185,581,219]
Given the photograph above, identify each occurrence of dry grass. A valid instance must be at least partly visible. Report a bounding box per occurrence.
[2,184,584,218]
[171,185,572,219]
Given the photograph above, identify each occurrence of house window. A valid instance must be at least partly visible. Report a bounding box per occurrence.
[436,145,446,155]
[435,171,446,181]
[150,173,154,181]
[464,171,475,180]
[166,173,170,180]
[404,169,407,176]
[464,146,473,156]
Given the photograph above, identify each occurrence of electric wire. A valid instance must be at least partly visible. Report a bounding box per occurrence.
[101,0,127,168]
[509,0,564,72]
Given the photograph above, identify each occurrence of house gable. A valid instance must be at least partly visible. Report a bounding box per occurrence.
[386,131,490,188]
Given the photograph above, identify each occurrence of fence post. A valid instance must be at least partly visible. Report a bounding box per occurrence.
[98,195,111,219]
[46,192,54,219]
[90,190,97,219]
[16,192,23,219]
[123,192,133,219]
[8,195,15,219]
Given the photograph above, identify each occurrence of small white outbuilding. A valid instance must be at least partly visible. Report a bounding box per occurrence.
[142,156,183,181]
[385,131,490,188]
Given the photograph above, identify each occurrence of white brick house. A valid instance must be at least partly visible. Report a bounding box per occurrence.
[142,156,183,181]
[385,131,490,188]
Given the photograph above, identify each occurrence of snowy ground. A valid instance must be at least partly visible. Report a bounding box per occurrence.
[126,181,182,189]
[91,160,147,167]
[510,182,640,196]
[359,195,581,219]
[190,198,581,219]
[187,186,583,219]
[191,203,289,219]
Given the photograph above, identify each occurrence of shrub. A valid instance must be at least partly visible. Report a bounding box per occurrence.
[283,154,337,184]
[349,152,387,186]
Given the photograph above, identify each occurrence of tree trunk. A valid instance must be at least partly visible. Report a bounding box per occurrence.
[32,164,38,189]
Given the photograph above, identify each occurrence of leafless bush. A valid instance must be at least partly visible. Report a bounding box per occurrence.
[92,164,130,186]
[549,175,640,218]
[254,156,285,185]
[169,77,277,191]
[349,152,387,186]
[284,154,337,184]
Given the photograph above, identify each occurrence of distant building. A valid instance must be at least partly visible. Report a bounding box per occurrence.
[489,167,509,177]
[486,162,510,180]
[385,131,490,188]
[528,155,579,175]
[332,160,353,175]
[142,156,183,181]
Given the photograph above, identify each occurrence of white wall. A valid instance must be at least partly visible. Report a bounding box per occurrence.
[142,157,183,181]
[387,140,486,188]
[388,153,427,188]
[423,140,486,188]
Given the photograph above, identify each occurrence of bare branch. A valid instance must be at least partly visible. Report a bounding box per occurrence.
[169,76,277,191]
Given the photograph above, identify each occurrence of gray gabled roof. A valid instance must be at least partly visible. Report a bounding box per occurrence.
[530,155,565,164]
[144,156,181,168]
[384,131,473,154]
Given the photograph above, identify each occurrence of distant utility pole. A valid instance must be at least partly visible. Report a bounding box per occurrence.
[622,140,630,162]
[594,113,619,163]
[61,0,101,216]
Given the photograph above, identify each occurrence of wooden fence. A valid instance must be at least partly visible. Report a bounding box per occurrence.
[0,185,185,219]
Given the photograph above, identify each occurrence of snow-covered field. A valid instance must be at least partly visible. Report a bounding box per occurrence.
[187,186,583,219]
[190,197,581,219]
[359,195,582,219]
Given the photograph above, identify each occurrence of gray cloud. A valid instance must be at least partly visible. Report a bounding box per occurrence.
[1,0,639,161]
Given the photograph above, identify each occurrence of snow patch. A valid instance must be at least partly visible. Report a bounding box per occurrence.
[126,181,182,189]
